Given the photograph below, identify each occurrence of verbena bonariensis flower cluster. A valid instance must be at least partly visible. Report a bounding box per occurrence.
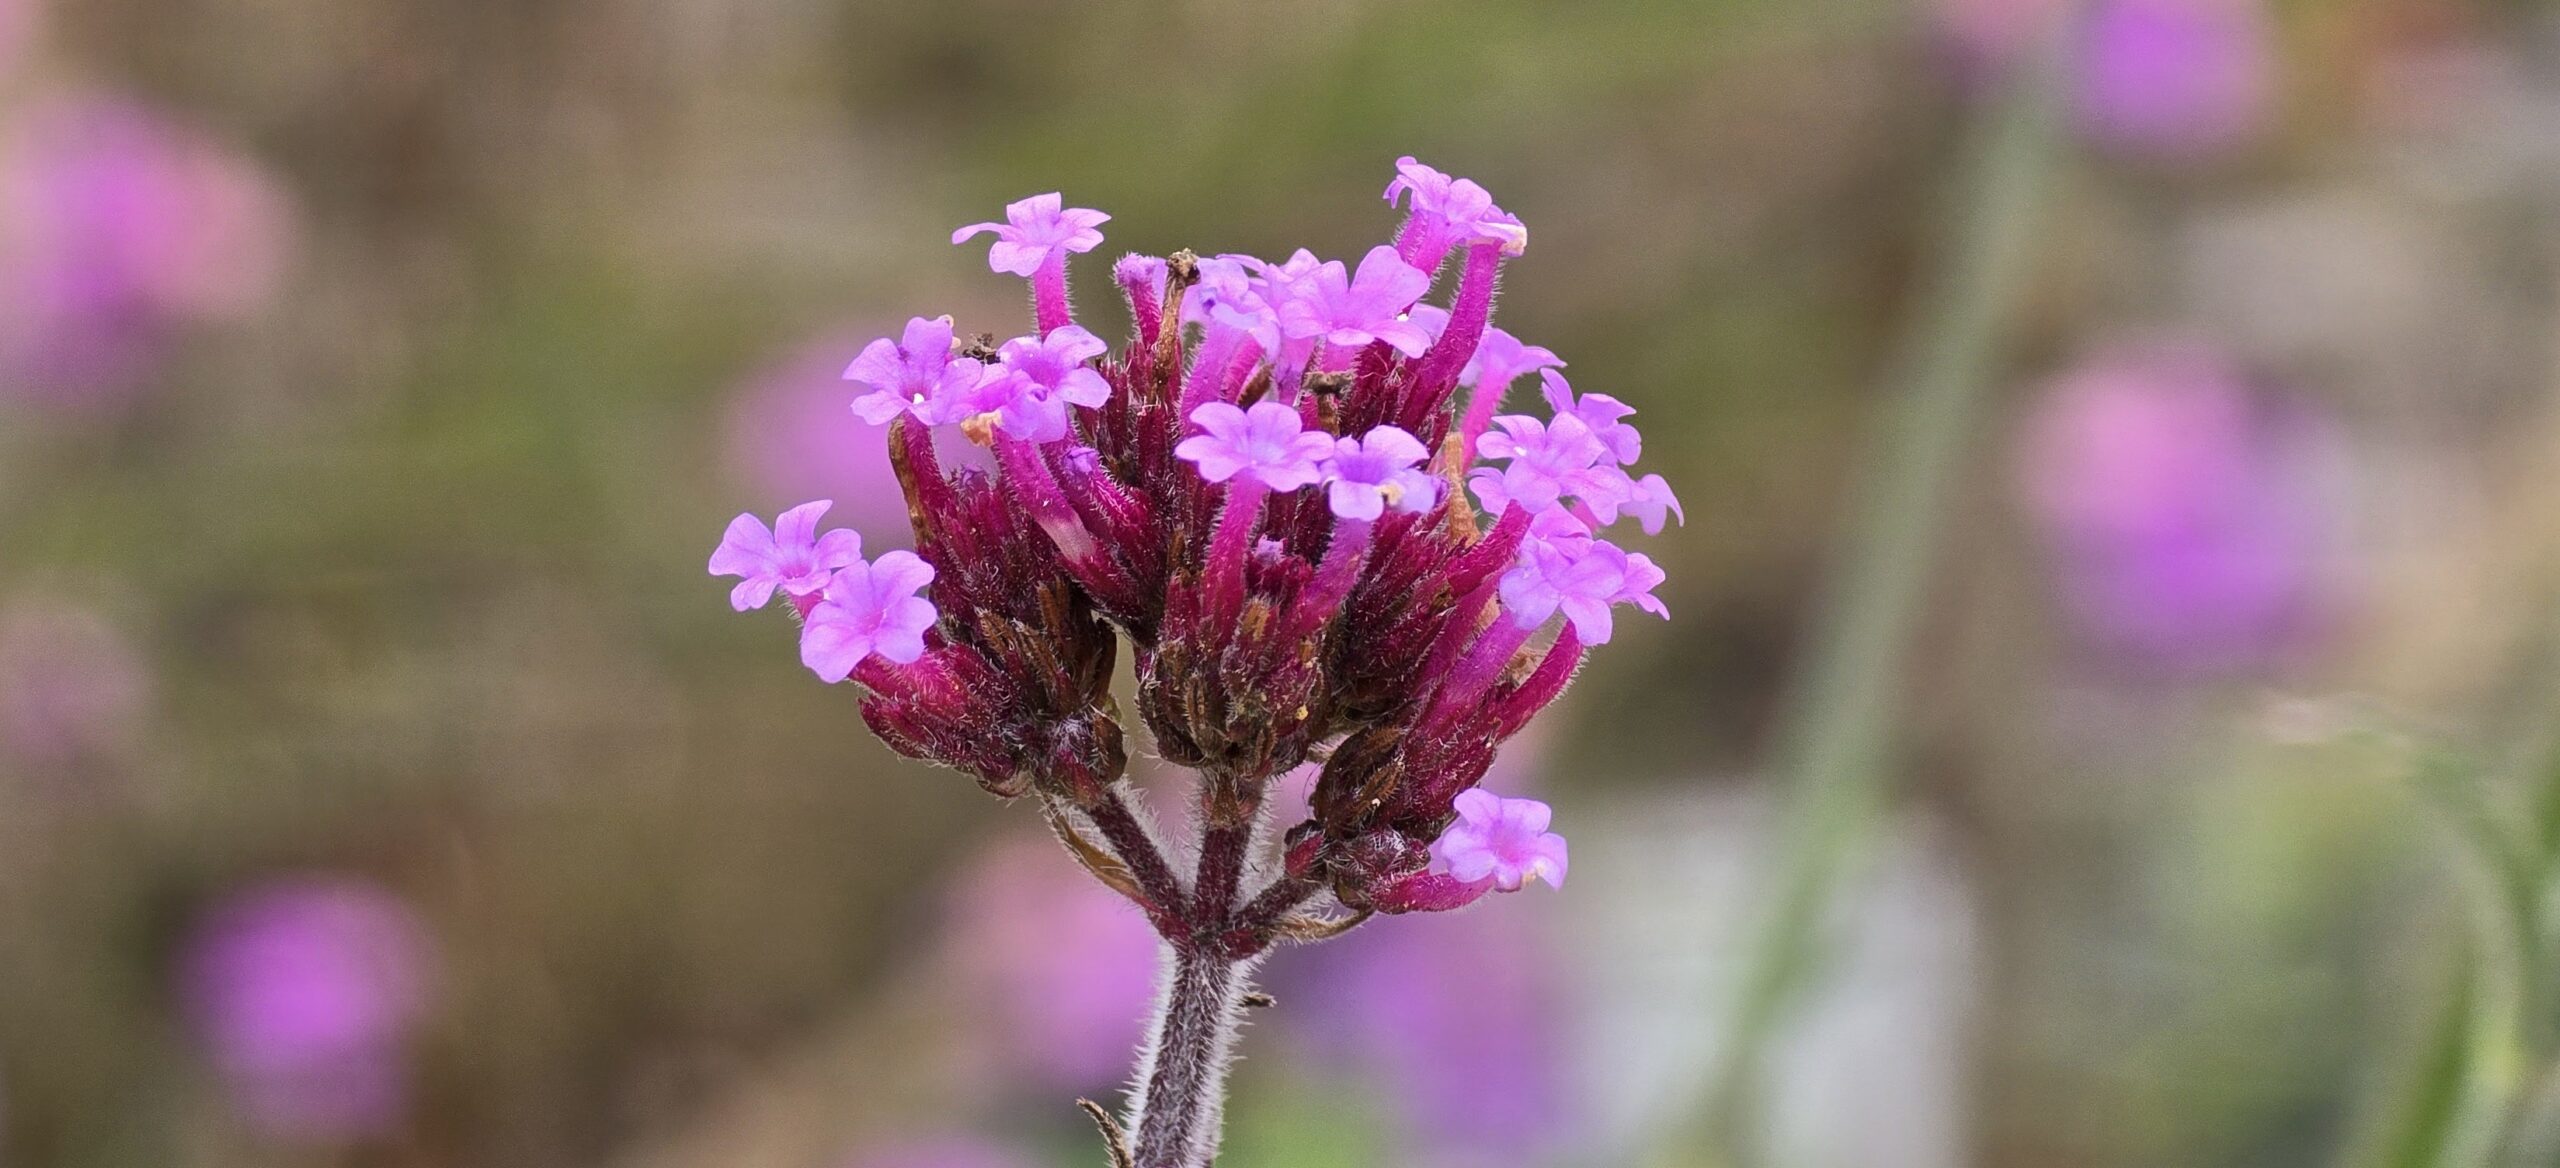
[709,159,1674,1168]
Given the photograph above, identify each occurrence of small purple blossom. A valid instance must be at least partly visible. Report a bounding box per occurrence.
[1429,789,1567,892]
[1461,328,1564,404]
[179,876,437,1141]
[1538,369,1640,464]
[708,500,863,612]
[800,551,939,681]
[1467,413,1628,517]
[1275,246,1435,357]
[1186,255,1284,353]
[1176,401,1334,491]
[845,315,985,425]
[1499,512,1667,644]
[1385,156,1529,259]
[951,192,1110,277]
[980,325,1112,442]
[1320,426,1438,521]
[1611,472,1686,536]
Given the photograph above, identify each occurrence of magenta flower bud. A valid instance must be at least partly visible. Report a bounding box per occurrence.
[177,876,437,1142]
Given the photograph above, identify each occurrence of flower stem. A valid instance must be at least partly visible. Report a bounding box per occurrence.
[1128,947,1251,1168]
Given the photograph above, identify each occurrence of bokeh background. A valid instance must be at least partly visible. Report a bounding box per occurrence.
[9,0,2560,1166]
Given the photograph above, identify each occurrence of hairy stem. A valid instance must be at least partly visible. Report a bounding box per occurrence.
[1127,947,1252,1168]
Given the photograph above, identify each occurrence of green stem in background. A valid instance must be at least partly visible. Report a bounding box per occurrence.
[1670,25,2071,1168]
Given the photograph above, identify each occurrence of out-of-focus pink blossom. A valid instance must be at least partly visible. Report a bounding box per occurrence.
[1927,0,2273,160]
[943,834,1158,1091]
[178,876,437,1142]
[0,98,295,409]
[2076,0,2274,158]
[0,597,149,769]
[722,335,913,538]
[2018,342,2343,672]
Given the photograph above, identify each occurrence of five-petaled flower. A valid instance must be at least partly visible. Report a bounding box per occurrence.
[952,193,1111,277]
[708,500,863,611]
[1430,789,1569,892]
[1498,510,1667,644]
[1176,401,1335,491]
[800,550,939,682]
[980,325,1113,443]
[1319,426,1438,521]
[845,315,985,425]
[1275,245,1436,360]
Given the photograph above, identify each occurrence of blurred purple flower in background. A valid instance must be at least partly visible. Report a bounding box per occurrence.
[2075,0,2274,158]
[0,97,294,410]
[2018,342,2344,673]
[943,834,1158,1092]
[845,1137,1039,1168]
[721,334,914,539]
[178,876,437,1142]
[1928,0,2273,159]
[0,597,149,771]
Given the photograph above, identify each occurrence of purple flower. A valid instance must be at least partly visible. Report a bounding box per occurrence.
[0,596,149,769]
[951,192,1110,277]
[1538,370,1640,465]
[1176,401,1334,491]
[721,333,911,537]
[2018,343,2337,671]
[1274,246,1435,357]
[708,500,863,612]
[845,315,985,425]
[1498,512,1667,644]
[1429,789,1567,891]
[1384,156,1529,259]
[1461,328,1564,406]
[1466,413,1628,516]
[800,550,939,681]
[1185,255,1284,353]
[1320,426,1438,521]
[2076,0,2273,159]
[1611,472,1686,536]
[979,324,1112,442]
[178,876,437,1142]
[0,98,295,410]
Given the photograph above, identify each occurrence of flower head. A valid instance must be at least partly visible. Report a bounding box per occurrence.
[951,192,1110,277]
[1385,156,1529,258]
[845,315,986,425]
[1176,401,1334,491]
[1320,425,1438,521]
[1274,246,1435,357]
[979,325,1112,443]
[1429,789,1567,891]
[800,550,939,681]
[708,500,863,611]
